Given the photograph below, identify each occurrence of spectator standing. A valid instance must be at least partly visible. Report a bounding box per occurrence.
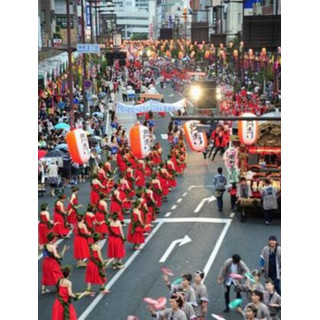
[261,179,278,225]
[236,177,253,222]
[213,167,227,212]
[260,236,281,294]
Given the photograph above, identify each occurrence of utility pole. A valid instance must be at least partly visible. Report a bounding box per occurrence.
[66,0,74,129]
[80,0,88,116]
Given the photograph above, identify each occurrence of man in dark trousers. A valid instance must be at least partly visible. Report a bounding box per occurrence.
[260,235,281,294]
[217,254,250,313]
[213,167,227,212]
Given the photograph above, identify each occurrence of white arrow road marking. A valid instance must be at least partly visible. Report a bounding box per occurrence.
[159,235,192,263]
[194,196,216,213]
[79,222,164,320]
[188,185,215,190]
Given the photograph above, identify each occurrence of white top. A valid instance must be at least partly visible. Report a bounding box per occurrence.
[226,263,238,286]
[47,164,58,177]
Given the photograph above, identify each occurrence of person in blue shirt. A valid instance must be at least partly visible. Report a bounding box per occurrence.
[213,167,227,212]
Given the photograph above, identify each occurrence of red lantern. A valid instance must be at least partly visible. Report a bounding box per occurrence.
[183,121,208,152]
[238,113,259,146]
[66,129,91,164]
[129,124,151,159]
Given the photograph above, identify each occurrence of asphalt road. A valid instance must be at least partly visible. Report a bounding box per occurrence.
[38,85,281,320]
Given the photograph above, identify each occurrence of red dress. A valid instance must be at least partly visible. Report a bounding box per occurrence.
[85,249,107,285]
[42,246,63,286]
[73,226,90,260]
[135,168,145,187]
[145,163,153,177]
[117,153,127,173]
[120,181,134,210]
[85,213,95,233]
[158,172,170,196]
[39,213,52,245]
[52,285,77,320]
[145,191,157,220]
[140,198,151,232]
[166,163,177,187]
[67,195,78,226]
[53,202,69,237]
[107,225,126,259]
[153,150,162,165]
[90,182,101,206]
[94,210,108,237]
[110,191,125,220]
[127,210,145,244]
[151,181,162,208]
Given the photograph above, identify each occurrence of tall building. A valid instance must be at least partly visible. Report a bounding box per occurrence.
[114,0,156,39]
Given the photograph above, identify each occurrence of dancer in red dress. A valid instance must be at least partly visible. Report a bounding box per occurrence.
[51,266,77,320]
[152,143,163,166]
[90,175,106,207]
[67,187,82,229]
[119,174,134,212]
[53,194,70,238]
[94,199,109,238]
[127,202,146,250]
[39,203,53,249]
[74,215,91,268]
[125,166,135,190]
[145,156,154,177]
[85,233,110,295]
[145,182,158,219]
[107,213,126,269]
[165,157,177,188]
[150,174,163,209]
[117,149,127,173]
[157,164,172,201]
[85,205,96,235]
[135,160,146,188]
[42,233,63,294]
[136,191,152,233]
[110,184,126,221]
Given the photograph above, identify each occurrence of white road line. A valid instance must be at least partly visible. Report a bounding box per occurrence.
[165,212,172,217]
[169,111,174,117]
[182,192,188,197]
[157,217,230,223]
[38,230,73,261]
[203,219,232,281]
[171,205,177,210]
[229,212,235,218]
[177,198,182,203]
[188,185,215,190]
[78,222,164,320]
[194,196,216,213]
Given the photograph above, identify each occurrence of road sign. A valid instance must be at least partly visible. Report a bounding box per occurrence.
[77,44,100,54]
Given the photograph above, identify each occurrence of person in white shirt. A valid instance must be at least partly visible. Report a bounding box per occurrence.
[47,160,59,196]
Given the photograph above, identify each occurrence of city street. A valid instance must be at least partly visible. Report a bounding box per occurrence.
[38,85,280,320]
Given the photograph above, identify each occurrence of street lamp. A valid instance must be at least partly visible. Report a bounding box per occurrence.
[190,85,202,109]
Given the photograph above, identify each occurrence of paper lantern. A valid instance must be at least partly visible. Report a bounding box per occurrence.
[66,129,90,164]
[129,124,151,159]
[183,121,208,152]
[238,113,259,146]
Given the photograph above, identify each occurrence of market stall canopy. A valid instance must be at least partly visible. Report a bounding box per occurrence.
[140,93,163,100]
[117,98,186,114]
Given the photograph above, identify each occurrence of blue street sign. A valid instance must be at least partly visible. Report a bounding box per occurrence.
[86,5,91,26]
[77,44,100,54]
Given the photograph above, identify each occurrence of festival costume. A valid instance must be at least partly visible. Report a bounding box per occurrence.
[117,153,127,173]
[139,197,151,232]
[90,182,101,206]
[135,167,146,187]
[107,225,126,259]
[127,210,145,244]
[94,204,108,237]
[151,180,162,208]
[53,201,69,237]
[52,285,77,320]
[39,213,52,245]
[157,171,170,196]
[73,226,90,260]
[85,247,107,285]
[110,190,125,221]
[67,195,78,226]
[120,180,134,209]
[42,246,63,286]
[145,190,157,220]
[165,163,177,188]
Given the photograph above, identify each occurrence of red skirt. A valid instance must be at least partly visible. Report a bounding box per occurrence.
[53,214,69,237]
[73,235,90,260]
[110,201,124,220]
[85,261,107,285]
[107,236,126,259]
[39,222,50,245]
[127,224,145,244]
[52,299,77,320]
[67,209,77,225]
[95,222,108,236]
[90,190,100,206]
[42,258,63,286]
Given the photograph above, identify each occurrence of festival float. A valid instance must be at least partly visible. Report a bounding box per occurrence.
[235,112,281,209]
